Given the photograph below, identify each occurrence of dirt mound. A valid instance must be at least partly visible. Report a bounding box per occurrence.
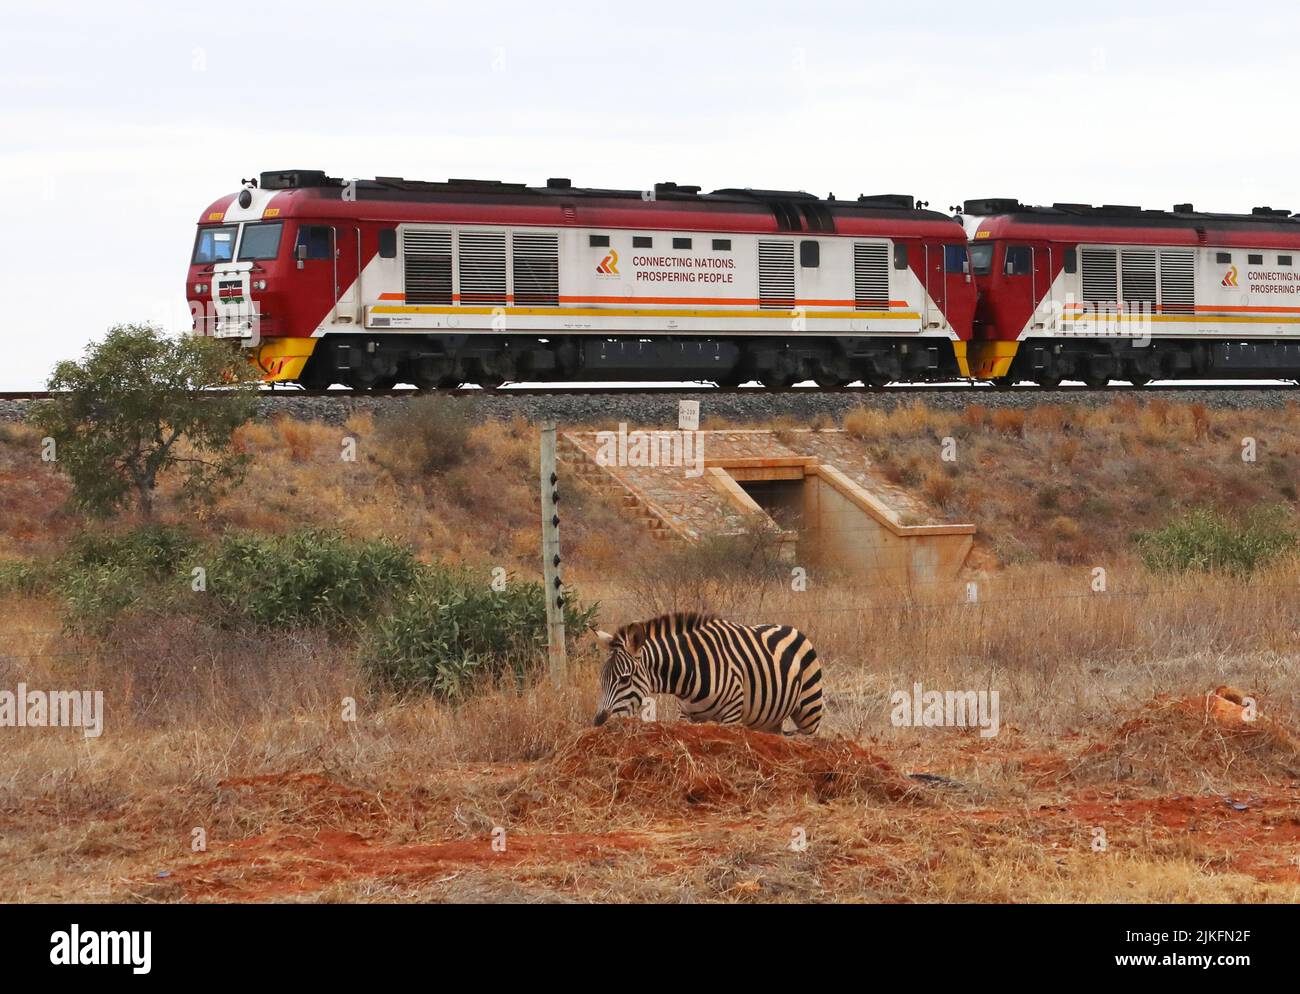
[508,720,917,820]
[1071,689,1300,788]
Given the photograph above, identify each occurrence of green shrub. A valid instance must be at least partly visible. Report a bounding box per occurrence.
[0,559,43,596]
[29,523,597,702]
[54,526,198,628]
[207,529,420,629]
[1137,505,1297,576]
[365,565,596,698]
[61,525,198,575]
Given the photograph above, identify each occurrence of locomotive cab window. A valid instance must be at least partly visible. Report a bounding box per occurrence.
[1004,245,1032,275]
[800,240,820,268]
[192,225,237,264]
[378,229,397,259]
[237,222,283,260]
[1063,248,1078,274]
[944,244,968,274]
[969,242,993,276]
[893,244,908,269]
[295,225,333,260]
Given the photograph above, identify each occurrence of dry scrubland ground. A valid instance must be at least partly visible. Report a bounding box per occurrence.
[2,399,1300,902]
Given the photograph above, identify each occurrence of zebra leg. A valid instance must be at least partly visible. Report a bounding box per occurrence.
[789,654,825,735]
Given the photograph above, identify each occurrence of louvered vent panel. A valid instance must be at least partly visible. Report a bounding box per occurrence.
[511,232,559,306]
[853,242,890,310]
[1159,251,1195,314]
[458,230,508,305]
[1081,249,1118,303]
[758,240,796,309]
[403,229,452,305]
[1121,250,1157,306]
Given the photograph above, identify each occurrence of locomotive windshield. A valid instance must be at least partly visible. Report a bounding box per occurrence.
[969,242,994,275]
[238,222,284,260]
[192,225,236,264]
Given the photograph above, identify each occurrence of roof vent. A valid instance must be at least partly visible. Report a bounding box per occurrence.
[259,169,337,190]
[962,198,1021,215]
[546,177,572,189]
[1173,203,1195,213]
[655,181,702,196]
[857,194,915,209]
[1252,206,1290,217]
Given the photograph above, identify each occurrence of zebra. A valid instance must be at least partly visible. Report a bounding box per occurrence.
[592,612,824,735]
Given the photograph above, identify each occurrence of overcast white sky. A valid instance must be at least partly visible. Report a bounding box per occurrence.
[0,0,1294,389]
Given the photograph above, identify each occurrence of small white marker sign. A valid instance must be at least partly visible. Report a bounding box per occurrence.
[678,400,700,432]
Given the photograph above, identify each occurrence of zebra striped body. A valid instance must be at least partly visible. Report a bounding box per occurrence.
[593,613,824,735]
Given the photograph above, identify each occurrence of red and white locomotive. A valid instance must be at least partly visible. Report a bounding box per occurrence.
[187,170,976,388]
[188,172,1300,388]
[962,199,1300,385]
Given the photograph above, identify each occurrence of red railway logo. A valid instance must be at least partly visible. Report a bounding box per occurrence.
[1221,265,1239,288]
[597,249,620,275]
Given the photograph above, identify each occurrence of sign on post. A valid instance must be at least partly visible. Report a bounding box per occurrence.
[678,399,700,431]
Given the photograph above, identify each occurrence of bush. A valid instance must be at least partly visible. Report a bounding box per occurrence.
[27,523,599,703]
[0,559,43,596]
[54,526,198,627]
[207,529,420,629]
[1137,506,1297,576]
[365,565,597,698]
[373,395,476,481]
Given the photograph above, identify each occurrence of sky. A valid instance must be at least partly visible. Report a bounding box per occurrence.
[0,0,1295,389]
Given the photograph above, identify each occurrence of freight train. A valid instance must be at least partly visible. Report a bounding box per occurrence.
[186,170,1300,389]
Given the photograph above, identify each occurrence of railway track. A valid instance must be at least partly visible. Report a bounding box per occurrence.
[3,382,1297,401]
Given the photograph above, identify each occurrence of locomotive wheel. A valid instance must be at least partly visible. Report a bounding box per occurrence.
[347,369,381,391]
[299,367,335,390]
[1126,374,1152,387]
[1035,373,1062,388]
[1081,354,1116,388]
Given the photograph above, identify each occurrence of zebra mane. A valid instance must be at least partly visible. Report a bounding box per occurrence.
[617,612,718,642]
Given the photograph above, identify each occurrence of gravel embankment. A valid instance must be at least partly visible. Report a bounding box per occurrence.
[2,387,1296,427]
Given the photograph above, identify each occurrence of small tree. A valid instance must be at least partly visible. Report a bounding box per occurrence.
[34,324,260,519]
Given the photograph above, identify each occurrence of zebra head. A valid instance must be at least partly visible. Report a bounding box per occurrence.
[593,623,650,726]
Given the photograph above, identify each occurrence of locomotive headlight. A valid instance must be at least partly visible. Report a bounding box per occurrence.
[194,282,208,294]
[253,279,267,291]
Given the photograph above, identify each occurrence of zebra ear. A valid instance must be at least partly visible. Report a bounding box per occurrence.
[594,629,614,646]
[624,623,646,654]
